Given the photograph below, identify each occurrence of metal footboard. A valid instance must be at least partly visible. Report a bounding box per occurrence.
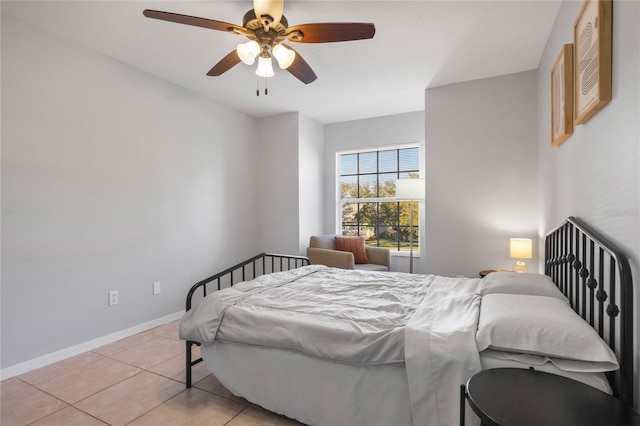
[184,252,309,388]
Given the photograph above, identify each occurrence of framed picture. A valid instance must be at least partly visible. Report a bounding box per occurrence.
[573,0,612,125]
[551,44,574,146]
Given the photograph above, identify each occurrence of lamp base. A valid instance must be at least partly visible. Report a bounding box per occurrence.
[512,260,528,273]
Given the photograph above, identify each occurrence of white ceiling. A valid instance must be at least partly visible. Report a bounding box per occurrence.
[2,1,562,124]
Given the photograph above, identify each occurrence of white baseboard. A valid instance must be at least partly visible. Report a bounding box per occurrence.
[0,310,185,380]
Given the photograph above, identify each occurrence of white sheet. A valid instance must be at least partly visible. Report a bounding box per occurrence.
[203,341,414,426]
[405,276,483,426]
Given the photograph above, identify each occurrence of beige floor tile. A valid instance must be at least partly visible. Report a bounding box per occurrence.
[227,406,305,426]
[128,387,247,426]
[108,335,184,369]
[75,371,183,426]
[92,332,157,357]
[146,320,181,340]
[19,351,101,385]
[193,374,249,404]
[148,351,210,384]
[30,406,108,426]
[0,378,68,426]
[19,352,141,404]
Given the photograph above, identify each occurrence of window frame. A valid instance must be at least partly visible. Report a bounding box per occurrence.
[336,144,422,254]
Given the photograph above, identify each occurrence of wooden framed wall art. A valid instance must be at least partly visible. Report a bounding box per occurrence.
[573,0,612,125]
[551,44,574,146]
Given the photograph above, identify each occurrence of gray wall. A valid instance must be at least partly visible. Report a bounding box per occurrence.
[1,15,261,369]
[424,71,540,278]
[256,113,301,255]
[536,0,640,407]
[256,112,325,256]
[298,115,326,254]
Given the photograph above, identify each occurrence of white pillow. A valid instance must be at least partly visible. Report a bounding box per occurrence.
[479,349,618,373]
[476,294,619,366]
[479,349,614,394]
[481,272,568,303]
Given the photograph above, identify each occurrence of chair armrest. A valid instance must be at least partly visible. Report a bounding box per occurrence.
[365,246,391,268]
[306,247,355,269]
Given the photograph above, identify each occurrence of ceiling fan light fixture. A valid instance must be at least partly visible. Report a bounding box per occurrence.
[256,56,275,78]
[272,44,295,69]
[237,40,261,65]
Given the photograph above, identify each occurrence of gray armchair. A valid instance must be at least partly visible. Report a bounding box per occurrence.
[307,235,390,271]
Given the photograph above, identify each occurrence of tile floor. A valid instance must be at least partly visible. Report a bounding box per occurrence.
[0,321,304,426]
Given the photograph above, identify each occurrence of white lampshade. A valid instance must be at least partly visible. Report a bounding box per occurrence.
[272,44,295,69]
[510,238,533,259]
[255,56,275,77]
[395,178,425,200]
[254,0,283,28]
[236,40,260,65]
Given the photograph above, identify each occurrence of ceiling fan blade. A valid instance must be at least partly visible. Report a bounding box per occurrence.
[285,23,375,43]
[143,10,243,33]
[283,45,317,84]
[207,50,242,76]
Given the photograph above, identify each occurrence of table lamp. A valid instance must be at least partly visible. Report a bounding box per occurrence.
[510,238,532,273]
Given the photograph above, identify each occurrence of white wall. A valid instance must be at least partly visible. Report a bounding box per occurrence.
[1,16,260,370]
[424,71,539,278]
[298,114,325,254]
[257,112,325,256]
[324,111,425,272]
[256,113,300,255]
[537,0,640,407]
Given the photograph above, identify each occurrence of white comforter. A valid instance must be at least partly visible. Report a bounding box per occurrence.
[180,265,483,426]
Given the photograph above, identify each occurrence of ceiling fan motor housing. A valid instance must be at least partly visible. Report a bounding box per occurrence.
[242,9,295,47]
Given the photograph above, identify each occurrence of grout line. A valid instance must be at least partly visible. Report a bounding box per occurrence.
[3,321,299,426]
[1,313,184,381]
[224,404,251,425]
[120,385,187,425]
[71,370,146,406]
[15,376,69,405]
[70,407,110,425]
[17,378,70,426]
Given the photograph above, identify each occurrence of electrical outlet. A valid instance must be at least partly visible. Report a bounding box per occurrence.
[153,281,161,296]
[108,290,119,306]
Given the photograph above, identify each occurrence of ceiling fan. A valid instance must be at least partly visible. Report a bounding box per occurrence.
[143,0,375,93]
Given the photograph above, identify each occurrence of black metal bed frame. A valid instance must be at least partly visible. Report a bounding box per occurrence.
[545,216,634,407]
[182,220,635,408]
[184,252,309,388]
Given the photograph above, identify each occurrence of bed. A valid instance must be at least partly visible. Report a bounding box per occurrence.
[179,217,634,426]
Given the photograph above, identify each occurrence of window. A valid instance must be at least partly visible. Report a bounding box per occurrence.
[338,146,421,252]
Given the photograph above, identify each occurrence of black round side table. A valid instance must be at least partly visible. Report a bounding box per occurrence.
[462,368,640,426]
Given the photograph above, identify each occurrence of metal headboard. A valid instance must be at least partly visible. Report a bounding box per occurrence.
[545,216,634,407]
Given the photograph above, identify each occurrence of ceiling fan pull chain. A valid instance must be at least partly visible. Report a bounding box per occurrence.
[265,77,268,95]
[256,76,260,96]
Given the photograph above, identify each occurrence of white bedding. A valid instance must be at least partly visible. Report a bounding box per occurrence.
[181,265,435,363]
[203,341,415,426]
[180,265,484,426]
[200,344,612,426]
[180,265,616,426]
